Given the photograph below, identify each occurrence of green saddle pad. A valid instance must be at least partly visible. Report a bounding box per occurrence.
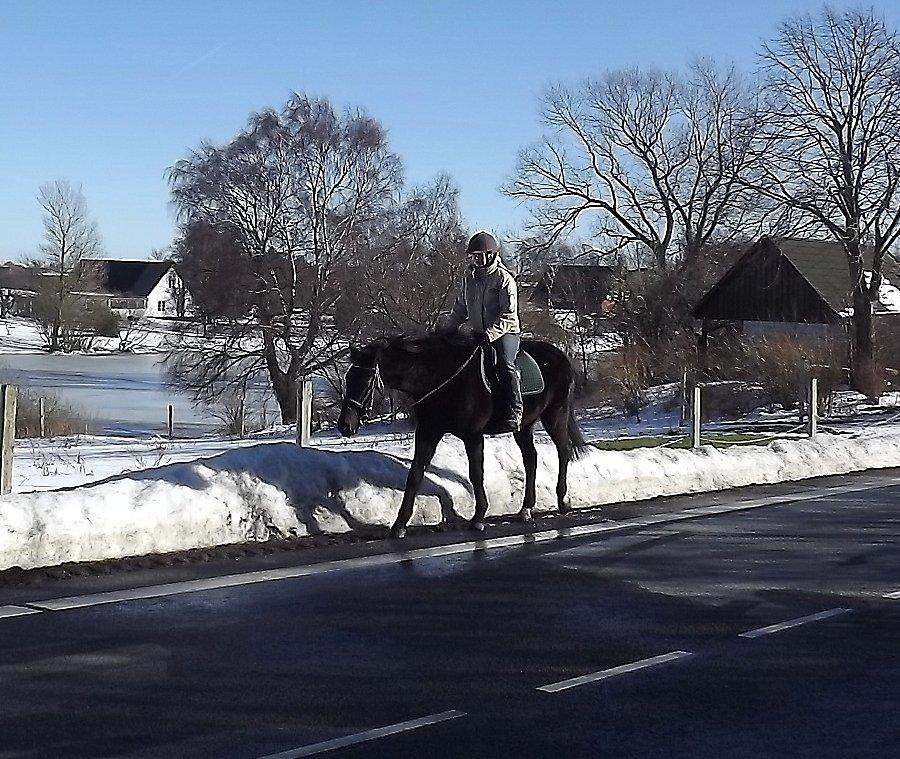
[516,350,545,395]
[480,348,545,396]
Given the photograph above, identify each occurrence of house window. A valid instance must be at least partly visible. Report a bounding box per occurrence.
[158,301,167,312]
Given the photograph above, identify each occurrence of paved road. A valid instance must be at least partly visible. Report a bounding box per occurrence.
[0,472,897,758]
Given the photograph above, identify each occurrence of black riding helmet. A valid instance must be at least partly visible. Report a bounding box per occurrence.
[466,231,500,268]
[465,231,500,255]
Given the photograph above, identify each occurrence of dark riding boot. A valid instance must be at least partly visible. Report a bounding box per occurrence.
[494,334,523,433]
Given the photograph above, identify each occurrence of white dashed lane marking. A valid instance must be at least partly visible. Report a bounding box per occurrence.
[739,608,851,639]
[255,710,466,758]
[0,606,41,619]
[537,651,694,693]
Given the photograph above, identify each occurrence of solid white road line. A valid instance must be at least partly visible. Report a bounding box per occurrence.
[255,710,466,758]
[0,605,41,619]
[739,608,851,639]
[18,478,896,614]
[884,590,900,600]
[537,651,693,693]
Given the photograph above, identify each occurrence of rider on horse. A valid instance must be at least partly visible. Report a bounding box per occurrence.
[443,231,522,433]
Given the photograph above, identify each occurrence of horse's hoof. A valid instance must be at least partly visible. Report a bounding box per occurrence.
[519,508,533,523]
[390,526,407,539]
[558,500,571,515]
[470,520,486,533]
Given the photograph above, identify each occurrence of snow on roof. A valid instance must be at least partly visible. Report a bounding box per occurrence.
[838,272,900,317]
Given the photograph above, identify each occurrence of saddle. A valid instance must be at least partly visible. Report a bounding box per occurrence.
[479,347,545,396]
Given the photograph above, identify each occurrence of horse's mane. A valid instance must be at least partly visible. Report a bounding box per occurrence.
[387,332,477,355]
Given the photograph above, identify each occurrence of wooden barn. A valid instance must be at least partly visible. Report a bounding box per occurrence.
[697,237,885,331]
[693,235,900,362]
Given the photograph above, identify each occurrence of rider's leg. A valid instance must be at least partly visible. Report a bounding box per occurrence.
[494,333,522,431]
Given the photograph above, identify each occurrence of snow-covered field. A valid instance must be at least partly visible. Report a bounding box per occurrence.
[0,316,181,355]
[3,414,900,571]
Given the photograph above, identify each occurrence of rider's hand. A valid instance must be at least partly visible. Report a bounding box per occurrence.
[479,332,493,347]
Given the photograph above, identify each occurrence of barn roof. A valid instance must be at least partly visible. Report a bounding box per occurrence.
[80,259,174,297]
[693,236,884,323]
[772,237,872,313]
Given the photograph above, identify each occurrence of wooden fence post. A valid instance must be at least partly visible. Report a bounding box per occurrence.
[680,369,688,427]
[167,404,174,439]
[296,380,313,447]
[1,385,17,495]
[239,382,246,439]
[808,377,818,438]
[691,384,702,449]
[39,397,46,438]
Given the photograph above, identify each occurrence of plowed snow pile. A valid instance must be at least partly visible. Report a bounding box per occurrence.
[1,428,898,570]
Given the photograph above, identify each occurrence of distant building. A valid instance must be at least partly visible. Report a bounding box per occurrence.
[76,259,192,319]
[529,264,617,315]
[0,263,41,317]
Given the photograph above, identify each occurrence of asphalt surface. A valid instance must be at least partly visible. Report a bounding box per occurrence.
[0,471,897,758]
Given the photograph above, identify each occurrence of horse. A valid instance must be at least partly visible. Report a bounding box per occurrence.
[336,333,588,538]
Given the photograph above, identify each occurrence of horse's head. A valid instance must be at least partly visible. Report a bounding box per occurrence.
[337,341,385,436]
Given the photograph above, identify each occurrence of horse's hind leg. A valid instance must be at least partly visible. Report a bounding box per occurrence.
[513,423,537,522]
[463,435,489,532]
[391,429,441,539]
[542,407,572,514]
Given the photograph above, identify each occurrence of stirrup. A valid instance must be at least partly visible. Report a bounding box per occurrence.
[495,418,520,434]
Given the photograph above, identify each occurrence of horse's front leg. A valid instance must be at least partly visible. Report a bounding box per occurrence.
[513,423,537,522]
[463,434,489,532]
[391,429,441,539]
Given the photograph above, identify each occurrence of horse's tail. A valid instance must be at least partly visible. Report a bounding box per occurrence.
[566,389,589,461]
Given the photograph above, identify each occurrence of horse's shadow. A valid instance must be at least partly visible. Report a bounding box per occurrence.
[86,441,472,536]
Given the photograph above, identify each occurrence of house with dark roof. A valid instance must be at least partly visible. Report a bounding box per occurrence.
[529,264,617,315]
[693,235,900,350]
[76,259,192,318]
[0,263,42,317]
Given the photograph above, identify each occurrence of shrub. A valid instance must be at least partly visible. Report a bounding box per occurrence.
[591,345,653,421]
[15,390,89,437]
[750,335,844,412]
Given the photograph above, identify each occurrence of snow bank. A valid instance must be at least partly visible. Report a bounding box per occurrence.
[2,428,899,571]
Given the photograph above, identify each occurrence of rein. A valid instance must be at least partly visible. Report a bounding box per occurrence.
[406,345,481,408]
[347,342,481,419]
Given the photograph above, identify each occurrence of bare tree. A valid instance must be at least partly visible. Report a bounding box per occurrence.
[335,175,468,339]
[507,63,761,268]
[167,94,402,422]
[751,7,900,390]
[32,180,104,352]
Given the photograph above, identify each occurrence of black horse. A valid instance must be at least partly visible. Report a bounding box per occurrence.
[337,333,587,537]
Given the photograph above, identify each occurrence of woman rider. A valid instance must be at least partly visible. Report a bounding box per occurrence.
[443,231,522,433]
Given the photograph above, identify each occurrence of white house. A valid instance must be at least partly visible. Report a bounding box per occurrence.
[78,259,192,319]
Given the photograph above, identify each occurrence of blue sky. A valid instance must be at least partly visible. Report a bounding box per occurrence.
[1,0,896,260]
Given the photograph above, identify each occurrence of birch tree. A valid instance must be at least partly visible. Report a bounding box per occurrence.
[32,180,104,352]
[167,94,402,422]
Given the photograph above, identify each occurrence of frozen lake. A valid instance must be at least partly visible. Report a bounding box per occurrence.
[0,353,230,436]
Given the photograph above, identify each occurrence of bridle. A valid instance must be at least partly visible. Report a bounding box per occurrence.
[344,342,482,421]
[343,363,382,418]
